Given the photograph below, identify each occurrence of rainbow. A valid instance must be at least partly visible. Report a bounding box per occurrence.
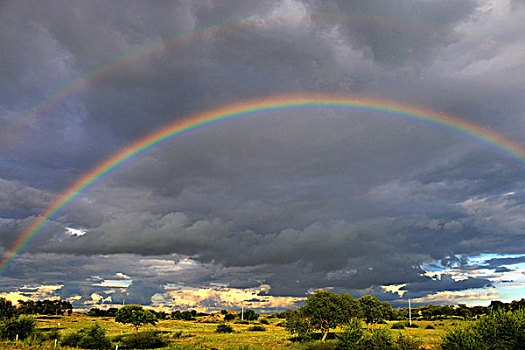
[2,93,525,274]
[2,9,518,145]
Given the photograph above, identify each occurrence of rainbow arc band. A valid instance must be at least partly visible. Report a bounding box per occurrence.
[3,10,519,145]
[1,93,524,274]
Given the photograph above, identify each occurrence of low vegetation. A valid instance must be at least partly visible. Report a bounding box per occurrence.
[61,323,112,349]
[441,309,525,350]
[0,295,523,349]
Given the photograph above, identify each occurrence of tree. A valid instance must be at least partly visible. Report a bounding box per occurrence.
[339,293,361,322]
[16,299,72,316]
[0,298,16,320]
[115,305,157,334]
[180,310,194,321]
[242,309,259,321]
[285,309,312,341]
[294,290,353,343]
[358,295,389,328]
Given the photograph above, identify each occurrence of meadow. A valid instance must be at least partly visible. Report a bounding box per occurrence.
[0,313,471,349]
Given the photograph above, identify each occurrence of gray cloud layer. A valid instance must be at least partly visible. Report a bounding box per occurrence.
[1,0,524,309]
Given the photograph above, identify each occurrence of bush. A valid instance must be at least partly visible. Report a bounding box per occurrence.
[216,324,234,333]
[248,325,266,331]
[442,309,525,350]
[359,328,395,350]
[61,330,82,347]
[405,322,419,328]
[39,329,60,341]
[390,321,405,329]
[120,331,167,349]
[0,315,36,340]
[61,323,112,349]
[425,324,435,329]
[336,318,363,348]
[224,313,235,321]
[394,333,422,350]
[441,326,482,350]
[259,318,269,325]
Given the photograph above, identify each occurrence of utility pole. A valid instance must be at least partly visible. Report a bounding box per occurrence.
[241,304,244,321]
[408,298,412,326]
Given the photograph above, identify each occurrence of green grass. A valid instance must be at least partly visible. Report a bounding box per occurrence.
[0,315,474,349]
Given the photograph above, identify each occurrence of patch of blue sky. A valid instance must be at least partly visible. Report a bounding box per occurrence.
[468,253,525,266]
[422,253,525,272]
[94,279,132,288]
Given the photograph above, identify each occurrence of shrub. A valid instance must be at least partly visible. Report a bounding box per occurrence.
[216,324,234,333]
[224,313,235,321]
[359,328,395,350]
[394,333,422,350]
[442,309,525,350]
[259,318,269,325]
[120,331,167,349]
[0,315,36,340]
[425,324,435,329]
[441,326,482,350]
[476,309,525,348]
[248,325,266,331]
[61,330,82,347]
[234,320,249,324]
[39,329,60,341]
[390,321,405,329]
[336,318,363,348]
[61,323,112,349]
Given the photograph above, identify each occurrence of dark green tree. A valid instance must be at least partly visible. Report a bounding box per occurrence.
[180,310,194,321]
[510,298,525,311]
[285,309,312,341]
[0,298,16,320]
[296,290,351,343]
[115,305,157,334]
[241,309,259,321]
[358,295,389,328]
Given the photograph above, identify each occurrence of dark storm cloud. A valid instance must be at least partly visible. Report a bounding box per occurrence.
[319,0,478,65]
[1,0,524,308]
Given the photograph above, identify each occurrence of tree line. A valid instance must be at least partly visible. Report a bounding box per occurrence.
[282,291,525,344]
[0,298,72,318]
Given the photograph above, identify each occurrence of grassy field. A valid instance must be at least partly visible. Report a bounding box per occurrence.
[0,314,472,349]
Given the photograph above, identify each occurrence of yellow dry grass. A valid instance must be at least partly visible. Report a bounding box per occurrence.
[0,314,472,349]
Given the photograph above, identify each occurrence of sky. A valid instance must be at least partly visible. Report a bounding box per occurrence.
[0,0,524,312]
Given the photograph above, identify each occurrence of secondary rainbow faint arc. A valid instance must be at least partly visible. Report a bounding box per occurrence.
[2,93,525,274]
[3,10,520,145]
